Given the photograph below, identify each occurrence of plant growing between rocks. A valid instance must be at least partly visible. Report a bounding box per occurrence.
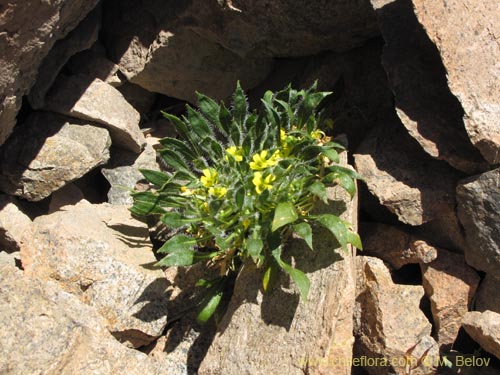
[131,82,362,322]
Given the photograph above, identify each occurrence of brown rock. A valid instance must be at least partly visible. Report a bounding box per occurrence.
[462,311,500,359]
[420,247,480,349]
[199,158,357,375]
[0,112,111,201]
[370,0,487,173]
[0,0,100,145]
[0,195,32,252]
[361,222,437,269]
[48,183,85,213]
[457,168,500,276]
[45,75,145,153]
[354,116,462,226]
[0,263,163,374]
[355,256,439,375]
[476,274,500,314]
[21,201,169,348]
[28,6,101,109]
[413,1,500,165]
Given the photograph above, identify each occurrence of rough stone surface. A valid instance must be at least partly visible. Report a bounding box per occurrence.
[0,195,32,252]
[420,247,480,349]
[462,311,500,359]
[413,1,500,165]
[0,263,163,374]
[0,251,19,267]
[66,42,122,86]
[45,75,145,153]
[117,82,157,114]
[370,0,487,173]
[354,116,462,226]
[48,183,85,213]
[457,168,500,276]
[361,222,437,269]
[199,157,357,375]
[0,112,110,201]
[28,6,101,109]
[102,137,160,205]
[20,201,169,348]
[476,274,500,314]
[0,0,100,145]
[355,256,438,375]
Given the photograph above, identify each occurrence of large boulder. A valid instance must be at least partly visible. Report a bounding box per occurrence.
[0,112,110,201]
[0,195,32,252]
[355,256,439,375]
[420,247,480,349]
[45,75,146,153]
[412,1,500,165]
[354,116,462,226]
[199,157,358,375]
[20,201,169,348]
[0,263,163,374]
[457,168,500,276]
[462,311,500,360]
[369,0,487,173]
[0,0,100,145]
[476,274,500,314]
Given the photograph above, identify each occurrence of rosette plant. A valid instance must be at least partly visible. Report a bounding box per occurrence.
[130,82,362,322]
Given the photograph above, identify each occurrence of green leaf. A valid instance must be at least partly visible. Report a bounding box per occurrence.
[155,249,196,267]
[197,289,223,323]
[186,106,214,140]
[307,182,328,204]
[157,234,197,254]
[271,202,298,232]
[159,149,195,176]
[337,173,357,199]
[159,137,197,161]
[139,169,170,187]
[272,248,310,301]
[262,259,279,293]
[196,92,224,134]
[219,102,233,138]
[325,165,363,180]
[297,88,332,127]
[321,148,340,163]
[232,81,248,126]
[247,238,264,258]
[314,214,348,251]
[293,222,313,250]
[347,230,363,250]
[160,211,200,229]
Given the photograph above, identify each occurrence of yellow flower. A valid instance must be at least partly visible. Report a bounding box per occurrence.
[311,130,325,140]
[208,186,228,198]
[252,172,276,194]
[180,186,194,196]
[249,150,280,170]
[225,146,244,162]
[200,168,218,187]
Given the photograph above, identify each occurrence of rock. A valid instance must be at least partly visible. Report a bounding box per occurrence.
[355,256,439,375]
[0,251,20,267]
[199,158,357,375]
[0,112,110,201]
[420,247,480,349]
[370,0,487,173]
[117,82,157,114]
[412,1,500,165]
[0,263,163,374]
[361,223,437,269]
[0,0,100,145]
[102,138,160,205]
[462,311,500,359]
[457,168,500,276]
[354,115,462,226]
[66,42,122,86]
[48,183,85,213]
[20,201,169,348]
[0,195,32,252]
[28,6,101,109]
[45,75,146,153]
[476,274,500,314]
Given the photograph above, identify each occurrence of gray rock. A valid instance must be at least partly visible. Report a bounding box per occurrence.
[420,248,480,349]
[355,256,439,375]
[354,116,462,226]
[476,274,500,314]
[0,195,32,252]
[0,251,20,267]
[0,112,110,201]
[0,263,163,374]
[413,1,500,165]
[0,0,100,145]
[361,222,437,269]
[20,201,169,348]
[102,138,160,205]
[45,75,146,153]
[370,0,487,173]
[457,168,500,276]
[28,6,101,109]
[462,311,500,359]
[66,42,122,86]
[199,156,357,375]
